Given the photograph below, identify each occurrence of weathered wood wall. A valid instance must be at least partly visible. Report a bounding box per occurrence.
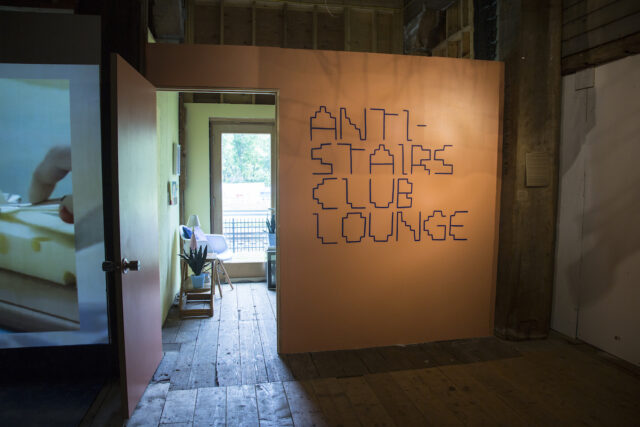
[188,0,403,54]
[562,0,640,74]
[403,0,474,59]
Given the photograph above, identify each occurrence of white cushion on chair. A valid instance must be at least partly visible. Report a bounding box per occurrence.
[179,224,209,253]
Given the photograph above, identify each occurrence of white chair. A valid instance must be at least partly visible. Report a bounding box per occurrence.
[204,234,234,293]
[179,218,234,294]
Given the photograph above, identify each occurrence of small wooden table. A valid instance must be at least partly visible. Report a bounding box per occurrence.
[179,255,218,318]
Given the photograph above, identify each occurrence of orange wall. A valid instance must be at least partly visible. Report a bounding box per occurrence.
[146,44,504,353]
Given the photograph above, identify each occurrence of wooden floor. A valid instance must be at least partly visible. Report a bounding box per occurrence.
[126,282,640,426]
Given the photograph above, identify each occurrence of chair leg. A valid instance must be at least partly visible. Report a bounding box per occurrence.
[214,260,224,297]
[218,260,234,290]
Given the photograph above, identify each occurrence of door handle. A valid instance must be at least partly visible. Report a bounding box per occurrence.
[102,258,141,274]
[121,258,141,274]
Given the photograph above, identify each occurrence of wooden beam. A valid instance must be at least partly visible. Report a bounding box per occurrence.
[282,2,288,48]
[185,0,195,43]
[220,0,225,44]
[562,11,640,57]
[344,6,351,51]
[562,30,640,74]
[252,2,257,104]
[562,0,640,41]
[312,4,318,49]
[193,0,402,9]
[393,9,403,53]
[252,1,256,45]
[372,9,377,52]
[563,0,618,24]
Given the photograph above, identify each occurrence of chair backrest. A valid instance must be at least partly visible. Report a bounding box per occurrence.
[179,225,191,253]
[207,234,229,254]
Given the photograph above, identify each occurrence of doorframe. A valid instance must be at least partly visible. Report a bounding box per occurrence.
[154,88,282,353]
[209,119,276,236]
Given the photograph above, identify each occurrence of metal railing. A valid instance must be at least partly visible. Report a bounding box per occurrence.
[223,210,270,253]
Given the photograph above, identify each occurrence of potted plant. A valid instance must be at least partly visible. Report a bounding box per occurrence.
[266,213,276,247]
[179,245,209,289]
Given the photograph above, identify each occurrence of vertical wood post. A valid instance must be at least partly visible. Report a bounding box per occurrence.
[282,2,288,48]
[313,5,318,49]
[372,10,378,53]
[494,0,563,340]
[344,6,351,51]
[251,1,256,46]
[185,0,195,44]
[220,0,225,45]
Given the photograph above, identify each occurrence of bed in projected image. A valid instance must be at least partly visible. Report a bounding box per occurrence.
[0,64,108,348]
[0,78,78,333]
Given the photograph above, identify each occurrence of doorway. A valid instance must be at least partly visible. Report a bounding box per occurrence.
[210,121,276,267]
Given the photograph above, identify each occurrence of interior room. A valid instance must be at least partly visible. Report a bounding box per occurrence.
[0,1,639,426]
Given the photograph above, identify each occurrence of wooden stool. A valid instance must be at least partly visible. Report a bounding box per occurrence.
[179,258,215,318]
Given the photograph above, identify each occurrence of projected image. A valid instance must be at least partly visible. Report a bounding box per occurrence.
[0,78,79,333]
[0,64,107,348]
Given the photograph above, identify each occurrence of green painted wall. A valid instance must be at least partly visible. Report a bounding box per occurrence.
[156,91,181,321]
[184,103,276,233]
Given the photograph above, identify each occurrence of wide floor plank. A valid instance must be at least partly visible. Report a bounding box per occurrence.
[251,284,293,382]
[414,367,496,426]
[175,318,200,344]
[188,318,220,389]
[391,369,463,426]
[251,282,275,321]
[154,350,179,383]
[365,372,427,426]
[461,361,556,426]
[216,285,240,387]
[236,283,257,322]
[127,382,170,427]
[170,341,197,391]
[338,376,396,427]
[226,384,258,427]
[480,356,594,425]
[239,319,269,385]
[286,352,320,380]
[255,382,294,426]
[159,389,197,425]
[283,380,329,427]
[439,363,528,425]
[311,377,361,427]
[193,387,226,427]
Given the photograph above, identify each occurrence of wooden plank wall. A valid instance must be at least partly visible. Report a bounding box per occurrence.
[562,0,640,74]
[430,0,473,58]
[189,0,402,55]
[403,0,474,59]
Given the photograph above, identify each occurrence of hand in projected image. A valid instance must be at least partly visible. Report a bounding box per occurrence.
[29,145,74,224]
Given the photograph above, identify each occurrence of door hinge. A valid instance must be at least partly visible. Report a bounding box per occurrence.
[102,260,120,273]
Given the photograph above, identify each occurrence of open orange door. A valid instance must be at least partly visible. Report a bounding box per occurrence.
[109,54,162,417]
